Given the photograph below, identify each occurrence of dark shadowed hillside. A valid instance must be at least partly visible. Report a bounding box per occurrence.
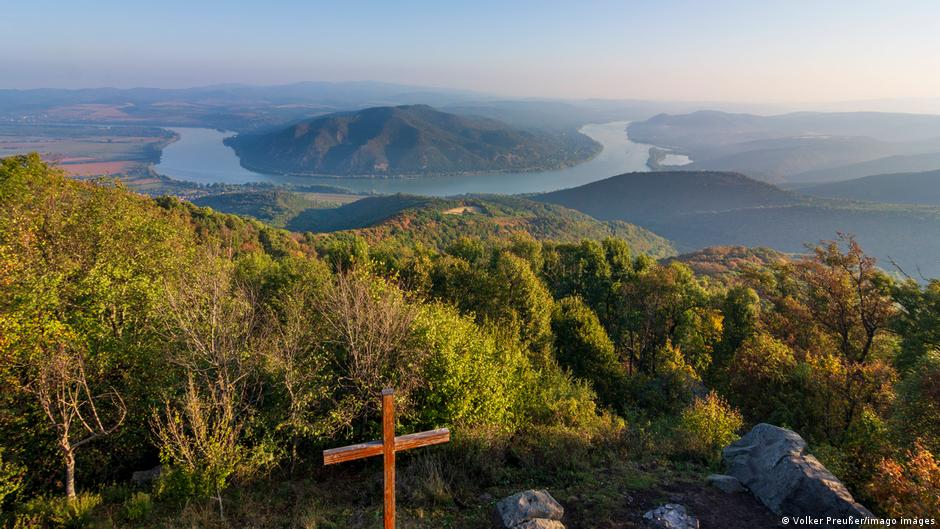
[285,194,435,232]
[192,189,342,227]
[536,171,798,223]
[536,170,940,277]
[225,105,600,177]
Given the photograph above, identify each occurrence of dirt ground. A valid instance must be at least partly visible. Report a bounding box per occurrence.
[564,480,783,529]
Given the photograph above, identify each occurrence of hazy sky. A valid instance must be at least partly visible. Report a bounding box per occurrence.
[3,0,940,103]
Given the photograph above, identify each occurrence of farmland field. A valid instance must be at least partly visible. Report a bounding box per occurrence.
[0,123,175,176]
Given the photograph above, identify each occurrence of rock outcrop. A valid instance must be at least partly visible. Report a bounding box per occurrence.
[493,490,565,529]
[723,423,872,528]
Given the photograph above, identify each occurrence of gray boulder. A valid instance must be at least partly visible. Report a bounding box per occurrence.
[706,473,745,493]
[493,490,564,528]
[643,504,700,529]
[723,424,872,527]
[130,465,162,486]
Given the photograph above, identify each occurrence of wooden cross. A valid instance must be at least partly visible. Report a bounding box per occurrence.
[323,389,450,529]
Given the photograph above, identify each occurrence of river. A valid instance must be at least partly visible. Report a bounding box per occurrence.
[154,121,654,196]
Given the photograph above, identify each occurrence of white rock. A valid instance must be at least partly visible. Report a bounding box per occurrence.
[643,503,700,529]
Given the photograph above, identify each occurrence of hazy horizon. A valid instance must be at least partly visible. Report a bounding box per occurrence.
[3,0,940,106]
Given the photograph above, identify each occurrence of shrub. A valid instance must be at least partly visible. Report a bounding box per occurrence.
[523,365,605,430]
[316,233,369,272]
[509,414,628,477]
[317,272,423,438]
[840,408,893,492]
[412,303,529,430]
[153,466,200,504]
[724,333,796,423]
[439,428,511,487]
[680,391,743,464]
[892,351,940,454]
[0,449,24,512]
[625,342,700,415]
[811,443,853,485]
[152,379,249,507]
[15,493,102,528]
[123,492,153,522]
[551,296,625,407]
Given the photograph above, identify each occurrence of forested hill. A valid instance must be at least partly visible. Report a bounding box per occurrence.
[193,190,676,259]
[800,169,940,206]
[536,170,940,277]
[301,194,676,258]
[225,104,600,176]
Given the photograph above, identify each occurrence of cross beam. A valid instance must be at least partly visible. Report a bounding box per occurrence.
[322,389,450,529]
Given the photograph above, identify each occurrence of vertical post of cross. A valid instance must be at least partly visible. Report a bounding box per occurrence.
[322,390,449,528]
[382,388,396,529]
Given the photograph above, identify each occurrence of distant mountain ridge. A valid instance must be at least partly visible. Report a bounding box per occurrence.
[225,105,600,177]
[628,110,940,183]
[800,169,940,205]
[790,152,940,183]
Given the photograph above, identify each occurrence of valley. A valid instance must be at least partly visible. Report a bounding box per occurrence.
[7,101,940,280]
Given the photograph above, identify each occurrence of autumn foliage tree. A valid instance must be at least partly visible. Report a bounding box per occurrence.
[795,234,896,364]
[868,442,940,518]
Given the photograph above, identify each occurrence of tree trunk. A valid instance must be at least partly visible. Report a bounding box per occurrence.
[65,450,76,500]
[216,487,225,520]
